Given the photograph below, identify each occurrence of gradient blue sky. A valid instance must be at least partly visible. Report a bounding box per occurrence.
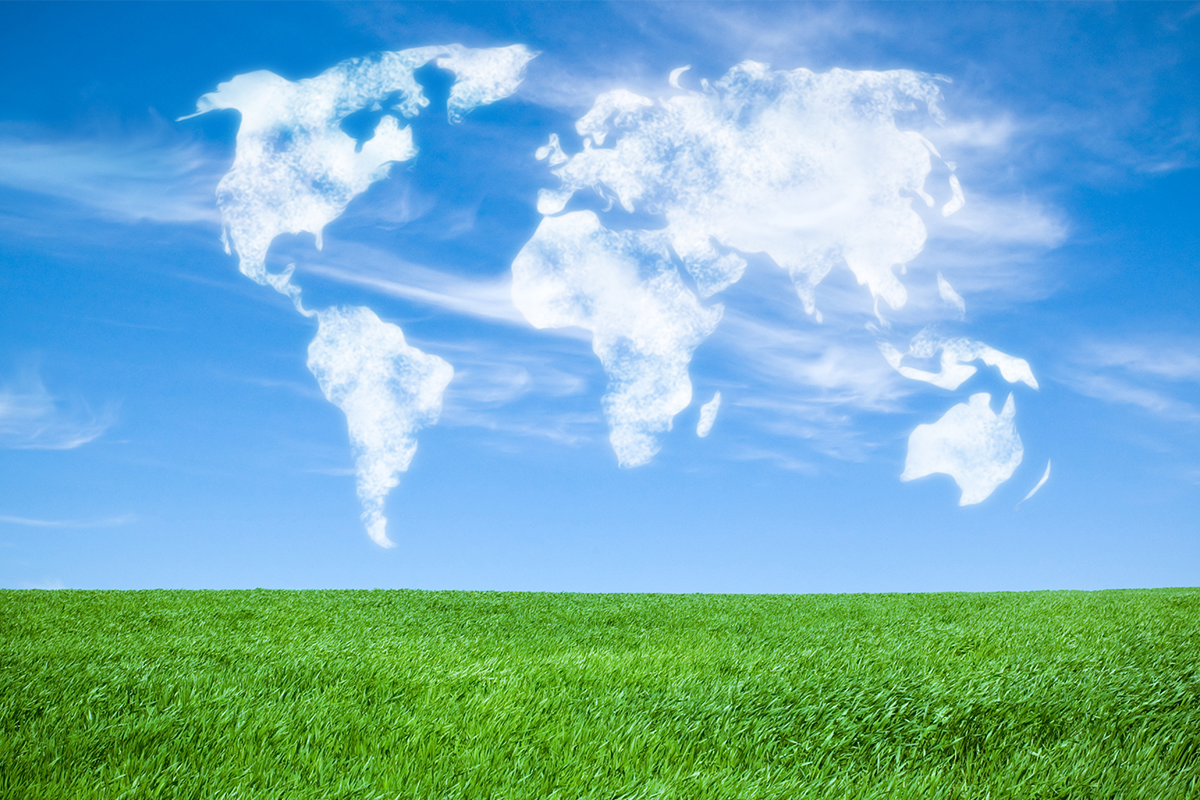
[1,2,1197,592]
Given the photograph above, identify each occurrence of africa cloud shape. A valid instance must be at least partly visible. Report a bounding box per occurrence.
[512,211,722,467]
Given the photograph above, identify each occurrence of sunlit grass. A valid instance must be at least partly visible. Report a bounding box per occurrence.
[2,588,1198,798]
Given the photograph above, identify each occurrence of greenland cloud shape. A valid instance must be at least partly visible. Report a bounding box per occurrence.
[512,211,722,467]
[308,307,453,548]
[902,392,1024,506]
[186,44,534,545]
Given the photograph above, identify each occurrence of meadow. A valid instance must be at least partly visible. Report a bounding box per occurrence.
[1,588,1197,799]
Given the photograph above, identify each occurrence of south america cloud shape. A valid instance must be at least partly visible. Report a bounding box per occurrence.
[308,306,453,548]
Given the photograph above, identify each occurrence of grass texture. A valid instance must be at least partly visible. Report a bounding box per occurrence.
[1,588,1198,799]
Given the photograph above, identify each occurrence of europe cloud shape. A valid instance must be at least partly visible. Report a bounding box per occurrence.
[184,44,535,546]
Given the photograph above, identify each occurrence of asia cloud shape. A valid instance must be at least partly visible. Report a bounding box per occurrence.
[902,393,1024,506]
[185,44,535,545]
[518,62,993,469]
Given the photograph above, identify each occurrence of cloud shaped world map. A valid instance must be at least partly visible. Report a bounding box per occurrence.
[184,44,1047,548]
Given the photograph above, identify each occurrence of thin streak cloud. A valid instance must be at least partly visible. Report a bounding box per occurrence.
[0,123,224,224]
[0,370,114,451]
[0,514,138,529]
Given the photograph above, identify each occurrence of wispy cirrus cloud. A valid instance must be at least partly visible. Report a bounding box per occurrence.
[714,310,910,412]
[0,369,115,450]
[0,122,224,225]
[1063,372,1200,424]
[1077,341,1200,384]
[1059,337,1200,424]
[300,255,526,327]
[0,513,137,529]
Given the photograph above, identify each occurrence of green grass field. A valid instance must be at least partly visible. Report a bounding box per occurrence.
[2,588,1198,799]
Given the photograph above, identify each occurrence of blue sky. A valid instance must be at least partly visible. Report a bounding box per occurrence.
[1,2,1197,592]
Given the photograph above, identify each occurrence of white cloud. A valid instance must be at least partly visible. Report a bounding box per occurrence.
[634,2,884,71]
[307,306,454,549]
[0,513,137,529]
[440,408,602,449]
[1019,460,1052,504]
[1062,371,1200,423]
[937,272,966,318]
[927,192,1068,249]
[516,62,987,472]
[413,338,604,451]
[714,309,909,412]
[878,329,1038,392]
[299,254,528,326]
[0,123,224,224]
[922,116,1019,150]
[512,211,722,467]
[727,395,885,464]
[188,44,537,547]
[902,392,1024,505]
[0,370,113,450]
[1077,341,1200,384]
[181,43,536,306]
[1060,337,1200,424]
[696,391,721,437]
[536,62,957,319]
[732,446,819,475]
